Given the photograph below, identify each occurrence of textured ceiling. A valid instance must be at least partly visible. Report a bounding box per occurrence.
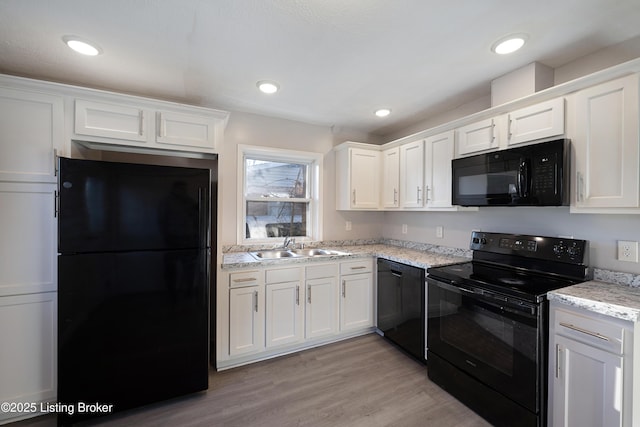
[1,0,640,137]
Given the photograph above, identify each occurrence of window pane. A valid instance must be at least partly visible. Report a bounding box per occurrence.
[245,158,307,199]
[245,201,308,239]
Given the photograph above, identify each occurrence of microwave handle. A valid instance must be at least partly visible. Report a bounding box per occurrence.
[518,158,531,199]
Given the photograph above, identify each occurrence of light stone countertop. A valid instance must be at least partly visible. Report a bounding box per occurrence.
[548,280,640,323]
[221,243,469,271]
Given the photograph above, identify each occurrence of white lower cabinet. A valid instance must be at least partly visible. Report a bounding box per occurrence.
[223,258,373,367]
[0,292,57,424]
[229,283,264,357]
[305,264,339,340]
[265,280,304,348]
[549,302,634,427]
[339,260,374,332]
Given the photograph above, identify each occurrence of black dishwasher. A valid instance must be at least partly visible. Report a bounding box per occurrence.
[377,259,426,363]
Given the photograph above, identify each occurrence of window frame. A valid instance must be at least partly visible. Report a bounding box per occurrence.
[237,144,323,245]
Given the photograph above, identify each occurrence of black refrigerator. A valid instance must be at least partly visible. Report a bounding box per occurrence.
[57,157,211,424]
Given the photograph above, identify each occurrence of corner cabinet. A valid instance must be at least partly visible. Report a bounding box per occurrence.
[569,74,640,213]
[548,302,634,427]
[335,142,380,210]
[74,98,228,155]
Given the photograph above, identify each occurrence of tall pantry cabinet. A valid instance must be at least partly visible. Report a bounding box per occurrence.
[0,81,62,423]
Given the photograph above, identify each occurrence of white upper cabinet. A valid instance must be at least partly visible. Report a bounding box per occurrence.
[569,74,640,212]
[74,98,227,154]
[0,87,63,183]
[75,99,148,142]
[381,147,400,208]
[456,117,499,156]
[156,110,221,150]
[399,139,425,208]
[507,97,565,146]
[335,143,380,210]
[424,130,455,208]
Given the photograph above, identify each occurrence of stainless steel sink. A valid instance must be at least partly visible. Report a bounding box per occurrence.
[251,250,300,259]
[249,248,349,260]
[290,248,332,256]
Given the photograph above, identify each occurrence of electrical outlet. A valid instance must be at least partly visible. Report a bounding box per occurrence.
[618,240,639,262]
[436,226,444,239]
[345,221,352,231]
[402,224,408,234]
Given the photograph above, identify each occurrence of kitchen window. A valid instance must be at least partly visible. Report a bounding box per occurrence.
[238,145,322,244]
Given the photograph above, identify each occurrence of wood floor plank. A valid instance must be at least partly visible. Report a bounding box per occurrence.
[13,334,492,427]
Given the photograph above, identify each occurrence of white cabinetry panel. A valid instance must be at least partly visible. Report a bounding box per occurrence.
[400,140,425,208]
[0,88,63,182]
[265,281,304,347]
[0,292,56,424]
[456,117,498,156]
[75,99,148,142]
[381,147,400,208]
[507,98,565,146]
[229,286,264,356]
[424,130,455,208]
[571,74,639,211]
[306,276,338,339]
[0,183,56,296]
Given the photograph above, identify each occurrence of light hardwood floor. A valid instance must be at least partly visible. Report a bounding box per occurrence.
[15,334,491,427]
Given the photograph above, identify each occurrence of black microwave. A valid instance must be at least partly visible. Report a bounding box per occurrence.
[452,139,569,206]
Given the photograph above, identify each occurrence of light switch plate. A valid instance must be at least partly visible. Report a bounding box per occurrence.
[618,240,639,262]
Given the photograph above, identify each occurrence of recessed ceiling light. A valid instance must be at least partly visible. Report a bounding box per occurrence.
[257,80,280,94]
[491,34,528,55]
[62,35,102,56]
[375,108,391,118]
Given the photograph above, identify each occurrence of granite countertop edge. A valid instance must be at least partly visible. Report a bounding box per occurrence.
[548,280,640,323]
[221,243,470,271]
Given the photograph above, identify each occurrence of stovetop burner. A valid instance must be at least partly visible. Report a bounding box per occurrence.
[427,231,591,303]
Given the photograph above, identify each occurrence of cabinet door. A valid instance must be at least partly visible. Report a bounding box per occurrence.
[0,183,57,297]
[552,335,623,427]
[0,88,63,183]
[424,130,455,208]
[0,292,56,424]
[340,273,373,332]
[507,98,565,146]
[156,111,218,151]
[265,281,304,348]
[229,286,264,356]
[306,277,338,339]
[456,117,498,156]
[572,74,639,209]
[399,140,425,208]
[381,147,400,208]
[75,99,149,142]
[350,148,380,209]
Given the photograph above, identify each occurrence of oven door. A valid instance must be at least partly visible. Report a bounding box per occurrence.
[427,277,541,412]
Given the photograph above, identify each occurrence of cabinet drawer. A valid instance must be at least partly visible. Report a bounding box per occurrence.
[555,308,625,354]
[229,270,263,288]
[306,264,339,280]
[340,259,372,275]
[265,267,303,284]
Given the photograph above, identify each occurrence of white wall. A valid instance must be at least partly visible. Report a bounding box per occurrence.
[219,110,384,245]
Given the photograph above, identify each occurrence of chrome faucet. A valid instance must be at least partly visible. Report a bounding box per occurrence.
[283,236,296,249]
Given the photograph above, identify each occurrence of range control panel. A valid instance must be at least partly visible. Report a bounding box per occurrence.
[470,231,588,265]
